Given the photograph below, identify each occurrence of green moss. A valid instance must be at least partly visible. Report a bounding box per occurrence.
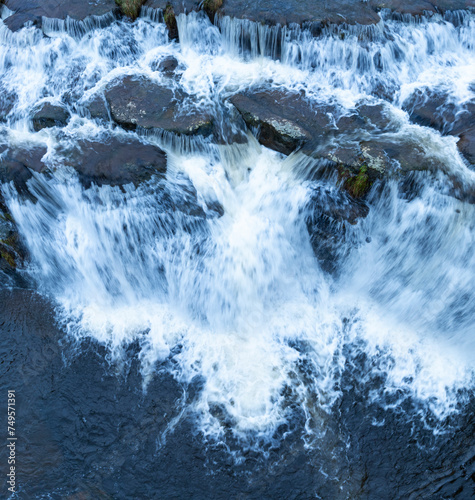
[344,165,372,199]
[115,0,145,20]
[203,0,223,18]
[164,4,178,39]
[0,250,15,269]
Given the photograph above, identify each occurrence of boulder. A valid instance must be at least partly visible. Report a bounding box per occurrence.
[105,76,213,135]
[32,103,70,131]
[369,0,474,16]
[60,136,167,187]
[0,88,15,122]
[403,89,475,135]
[230,90,341,155]
[0,146,43,279]
[151,56,179,75]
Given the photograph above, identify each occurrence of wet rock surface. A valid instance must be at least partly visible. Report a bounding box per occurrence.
[306,185,369,273]
[0,145,48,192]
[61,136,167,187]
[230,90,341,155]
[2,0,118,32]
[458,125,475,165]
[32,103,70,131]
[105,76,214,136]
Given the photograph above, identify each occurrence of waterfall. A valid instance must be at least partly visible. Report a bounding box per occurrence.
[1,7,474,445]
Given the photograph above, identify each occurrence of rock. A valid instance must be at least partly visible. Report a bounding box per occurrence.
[61,136,167,187]
[32,103,70,131]
[0,146,41,279]
[230,90,369,155]
[230,90,335,155]
[3,0,118,32]
[0,145,48,193]
[306,185,369,273]
[105,76,214,135]
[116,0,145,20]
[152,56,179,75]
[203,0,223,20]
[0,88,15,122]
[457,126,475,165]
[163,4,179,40]
[220,0,380,27]
[84,95,110,121]
[402,89,475,164]
[402,89,475,135]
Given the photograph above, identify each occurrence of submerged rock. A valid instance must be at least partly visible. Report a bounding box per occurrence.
[32,103,70,131]
[306,185,369,273]
[61,136,167,187]
[105,76,214,135]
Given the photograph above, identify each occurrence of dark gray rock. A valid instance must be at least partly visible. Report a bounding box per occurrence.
[3,0,118,32]
[220,0,380,26]
[306,185,369,273]
[371,0,475,16]
[230,90,338,155]
[0,145,48,192]
[61,136,167,187]
[403,89,475,135]
[105,76,214,135]
[32,103,70,131]
[84,95,110,121]
[0,88,15,122]
[152,56,179,75]
[458,126,475,165]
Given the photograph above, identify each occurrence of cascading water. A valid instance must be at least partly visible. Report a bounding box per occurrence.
[1,6,475,453]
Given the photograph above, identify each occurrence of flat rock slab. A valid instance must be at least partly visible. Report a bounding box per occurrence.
[220,0,380,26]
[145,0,474,28]
[105,76,214,135]
[3,0,117,31]
[61,136,167,187]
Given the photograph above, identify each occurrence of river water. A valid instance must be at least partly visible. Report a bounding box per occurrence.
[0,6,474,499]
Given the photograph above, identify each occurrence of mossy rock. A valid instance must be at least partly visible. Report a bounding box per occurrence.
[203,0,223,19]
[163,4,178,40]
[340,165,373,199]
[115,0,145,20]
